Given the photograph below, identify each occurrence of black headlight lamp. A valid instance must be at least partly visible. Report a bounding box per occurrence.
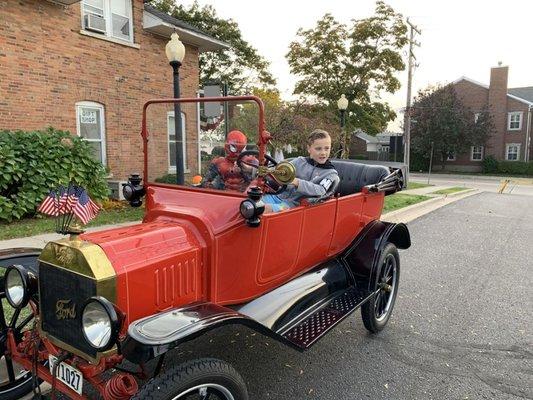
[80,296,121,352]
[122,173,145,207]
[4,265,37,309]
[240,187,265,228]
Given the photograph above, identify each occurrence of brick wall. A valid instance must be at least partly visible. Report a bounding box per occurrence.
[0,0,200,180]
[441,67,532,171]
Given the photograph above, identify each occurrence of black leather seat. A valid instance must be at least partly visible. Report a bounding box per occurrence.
[331,160,389,196]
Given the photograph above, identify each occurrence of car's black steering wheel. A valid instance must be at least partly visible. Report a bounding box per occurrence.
[236,150,287,195]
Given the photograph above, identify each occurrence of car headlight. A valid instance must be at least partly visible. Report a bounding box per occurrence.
[4,265,36,308]
[81,297,120,351]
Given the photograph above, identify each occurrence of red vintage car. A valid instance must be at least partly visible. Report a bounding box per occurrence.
[0,96,410,400]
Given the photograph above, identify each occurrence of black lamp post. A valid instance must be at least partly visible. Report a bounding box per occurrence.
[337,94,349,158]
[165,32,186,185]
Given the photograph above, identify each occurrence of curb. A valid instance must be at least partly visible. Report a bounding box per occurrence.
[382,189,480,223]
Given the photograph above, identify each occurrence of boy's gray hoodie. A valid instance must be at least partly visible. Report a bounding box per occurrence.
[277,156,340,207]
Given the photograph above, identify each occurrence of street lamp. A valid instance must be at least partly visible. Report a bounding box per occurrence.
[337,94,349,158]
[165,32,186,185]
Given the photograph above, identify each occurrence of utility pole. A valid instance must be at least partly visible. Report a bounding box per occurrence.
[403,18,421,181]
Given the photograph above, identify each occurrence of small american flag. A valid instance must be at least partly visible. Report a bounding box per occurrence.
[38,190,59,216]
[73,189,99,225]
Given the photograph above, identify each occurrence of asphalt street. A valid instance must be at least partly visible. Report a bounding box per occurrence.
[161,192,533,399]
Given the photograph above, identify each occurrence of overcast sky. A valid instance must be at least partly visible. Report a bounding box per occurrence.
[182,0,532,130]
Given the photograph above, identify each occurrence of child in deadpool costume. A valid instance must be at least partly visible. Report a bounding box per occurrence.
[201,130,257,192]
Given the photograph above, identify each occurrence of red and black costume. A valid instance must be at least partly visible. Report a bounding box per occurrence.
[202,130,257,192]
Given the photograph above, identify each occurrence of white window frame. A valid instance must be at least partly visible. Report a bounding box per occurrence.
[474,113,481,123]
[470,146,483,161]
[508,112,523,131]
[75,101,107,166]
[81,0,134,43]
[505,143,521,161]
[446,151,456,161]
[167,111,188,173]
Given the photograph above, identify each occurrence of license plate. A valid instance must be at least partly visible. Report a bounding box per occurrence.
[48,355,83,395]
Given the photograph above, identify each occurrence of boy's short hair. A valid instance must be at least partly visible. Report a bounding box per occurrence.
[307,129,330,145]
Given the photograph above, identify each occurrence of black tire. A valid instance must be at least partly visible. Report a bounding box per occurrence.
[133,358,248,400]
[361,242,400,333]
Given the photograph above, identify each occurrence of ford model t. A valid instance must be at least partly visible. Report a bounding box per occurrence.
[0,96,410,399]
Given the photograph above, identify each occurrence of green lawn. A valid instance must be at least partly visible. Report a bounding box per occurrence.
[407,182,433,190]
[0,206,145,240]
[430,187,469,195]
[383,193,431,213]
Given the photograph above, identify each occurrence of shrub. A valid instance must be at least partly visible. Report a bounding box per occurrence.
[410,152,429,172]
[482,155,498,174]
[497,161,530,175]
[155,173,178,184]
[0,128,109,222]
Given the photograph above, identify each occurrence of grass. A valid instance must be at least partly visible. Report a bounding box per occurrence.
[0,206,145,241]
[407,182,433,190]
[383,193,431,213]
[430,187,469,195]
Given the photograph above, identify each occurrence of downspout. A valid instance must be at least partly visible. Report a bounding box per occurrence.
[526,105,532,162]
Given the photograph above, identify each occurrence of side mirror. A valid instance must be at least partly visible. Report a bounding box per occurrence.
[122,174,145,207]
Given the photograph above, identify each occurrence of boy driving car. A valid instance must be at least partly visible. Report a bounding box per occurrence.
[263,129,339,213]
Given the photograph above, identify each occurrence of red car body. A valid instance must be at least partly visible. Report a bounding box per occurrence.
[0,96,409,400]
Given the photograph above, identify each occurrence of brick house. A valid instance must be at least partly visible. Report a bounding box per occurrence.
[443,65,532,171]
[0,0,227,183]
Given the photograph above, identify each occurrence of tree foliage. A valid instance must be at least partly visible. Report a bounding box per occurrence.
[231,89,340,155]
[410,85,494,168]
[151,0,275,93]
[286,1,408,135]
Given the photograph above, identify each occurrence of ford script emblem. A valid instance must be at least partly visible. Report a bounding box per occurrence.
[55,299,76,320]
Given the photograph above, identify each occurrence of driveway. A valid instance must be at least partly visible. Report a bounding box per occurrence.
[165,192,532,399]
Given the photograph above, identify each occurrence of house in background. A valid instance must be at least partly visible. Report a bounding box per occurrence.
[350,130,403,161]
[442,65,532,172]
[0,0,227,185]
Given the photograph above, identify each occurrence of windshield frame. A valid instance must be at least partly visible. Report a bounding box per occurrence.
[141,95,269,187]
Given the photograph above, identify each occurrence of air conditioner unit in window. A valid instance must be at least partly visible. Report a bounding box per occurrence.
[107,180,128,201]
[84,13,106,34]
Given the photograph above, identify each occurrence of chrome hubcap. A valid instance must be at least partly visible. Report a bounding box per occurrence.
[172,383,235,400]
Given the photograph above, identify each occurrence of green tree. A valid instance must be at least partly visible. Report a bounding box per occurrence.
[151,0,275,93]
[410,85,494,169]
[231,89,340,156]
[286,1,408,145]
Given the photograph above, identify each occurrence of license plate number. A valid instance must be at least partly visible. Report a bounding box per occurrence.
[48,355,83,395]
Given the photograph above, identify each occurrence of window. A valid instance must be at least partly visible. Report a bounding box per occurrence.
[81,0,133,42]
[508,112,523,131]
[474,113,481,123]
[470,146,483,161]
[167,111,188,172]
[446,151,456,161]
[76,102,106,165]
[505,144,520,161]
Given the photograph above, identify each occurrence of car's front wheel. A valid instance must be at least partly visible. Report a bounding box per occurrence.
[361,242,400,333]
[133,358,248,400]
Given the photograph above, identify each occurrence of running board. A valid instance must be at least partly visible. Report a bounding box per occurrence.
[279,288,369,350]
